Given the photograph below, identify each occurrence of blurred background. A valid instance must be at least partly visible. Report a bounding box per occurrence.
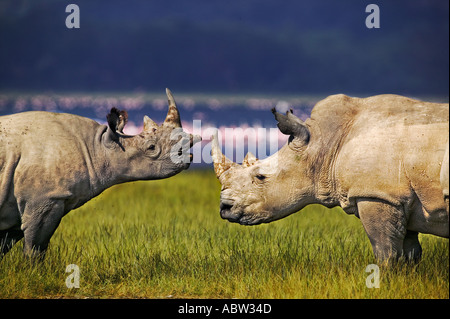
[0,0,448,163]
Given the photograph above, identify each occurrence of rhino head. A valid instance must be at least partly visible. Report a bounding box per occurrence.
[211,108,317,225]
[103,88,201,183]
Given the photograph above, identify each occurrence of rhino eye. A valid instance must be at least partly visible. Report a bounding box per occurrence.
[144,141,160,158]
[255,174,266,181]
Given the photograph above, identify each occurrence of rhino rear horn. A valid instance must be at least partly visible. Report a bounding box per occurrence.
[271,108,310,144]
[143,115,158,132]
[243,152,258,167]
[164,88,182,128]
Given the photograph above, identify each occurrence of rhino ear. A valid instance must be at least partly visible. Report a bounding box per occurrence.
[271,108,310,144]
[104,108,128,148]
[107,107,128,133]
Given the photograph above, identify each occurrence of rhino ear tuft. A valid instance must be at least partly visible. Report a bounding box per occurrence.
[107,107,128,133]
[272,108,310,144]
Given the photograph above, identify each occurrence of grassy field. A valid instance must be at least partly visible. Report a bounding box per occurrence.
[0,169,448,299]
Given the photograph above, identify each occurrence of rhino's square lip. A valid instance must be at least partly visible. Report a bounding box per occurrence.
[237,215,264,226]
[220,208,264,226]
[223,216,241,223]
[220,204,242,223]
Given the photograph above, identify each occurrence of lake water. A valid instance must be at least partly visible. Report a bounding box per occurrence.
[1,91,447,166]
[0,92,322,165]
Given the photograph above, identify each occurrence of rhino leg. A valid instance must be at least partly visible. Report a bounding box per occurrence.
[0,228,24,257]
[21,200,65,259]
[356,199,410,262]
[402,230,422,262]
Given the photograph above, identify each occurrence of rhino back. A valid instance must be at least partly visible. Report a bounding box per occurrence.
[326,95,449,214]
[1,111,106,215]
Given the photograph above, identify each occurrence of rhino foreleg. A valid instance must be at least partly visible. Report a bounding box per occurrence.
[356,199,417,262]
[21,200,65,259]
[403,230,422,262]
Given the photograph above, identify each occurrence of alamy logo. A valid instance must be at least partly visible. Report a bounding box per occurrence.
[365,4,380,29]
[65,264,80,288]
[169,120,281,165]
[365,264,380,288]
[65,4,80,29]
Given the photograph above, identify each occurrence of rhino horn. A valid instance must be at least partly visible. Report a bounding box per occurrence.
[164,88,182,128]
[243,151,258,167]
[143,115,158,132]
[211,130,238,178]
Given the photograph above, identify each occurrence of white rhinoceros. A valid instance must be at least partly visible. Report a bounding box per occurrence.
[0,89,200,258]
[211,94,449,262]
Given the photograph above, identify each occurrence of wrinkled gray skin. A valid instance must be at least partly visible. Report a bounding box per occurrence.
[0,89,201,259]
[212,94,449,262]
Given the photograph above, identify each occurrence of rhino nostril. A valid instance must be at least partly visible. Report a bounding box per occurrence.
[220,202,233,212]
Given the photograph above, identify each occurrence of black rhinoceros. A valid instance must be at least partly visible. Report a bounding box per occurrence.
[0,89,200,258]
[212,94,449,262]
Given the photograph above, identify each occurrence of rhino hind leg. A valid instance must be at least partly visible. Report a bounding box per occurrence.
[356,199,417,262]
[21,200,65,259]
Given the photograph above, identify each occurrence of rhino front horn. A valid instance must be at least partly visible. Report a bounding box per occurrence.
[211,130,238,178]
[164,88,182,128]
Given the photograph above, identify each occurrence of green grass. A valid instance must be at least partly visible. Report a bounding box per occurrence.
[0,170,448,298]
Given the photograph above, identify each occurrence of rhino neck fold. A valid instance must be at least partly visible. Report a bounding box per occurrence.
[302,123,347,209]
[83,126,133,196]
[83,125,116,197]
[304,98,360,209]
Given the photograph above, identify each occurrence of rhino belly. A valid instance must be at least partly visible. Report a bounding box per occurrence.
[407,198,449,237]
[336,122,449,237]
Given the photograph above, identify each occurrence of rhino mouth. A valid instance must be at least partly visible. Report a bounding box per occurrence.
[219,202,264,226]
[172,149,194,167]
[173,133,200,167]
[220,202,241,222]
[181,153,193,170]
[237,215,264,226]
